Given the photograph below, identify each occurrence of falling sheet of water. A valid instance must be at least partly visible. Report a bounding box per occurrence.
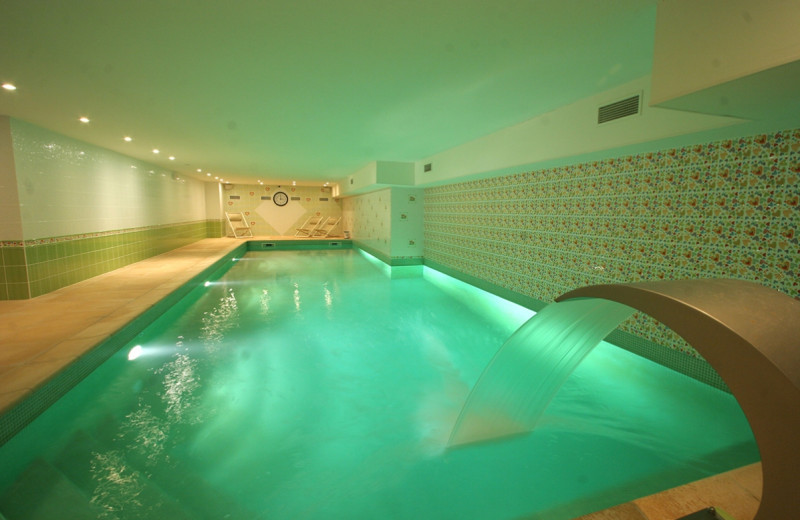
[448,298,636,447]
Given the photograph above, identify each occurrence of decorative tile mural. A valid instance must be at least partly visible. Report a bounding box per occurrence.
[221,184,341,236]
[424,127,800,359]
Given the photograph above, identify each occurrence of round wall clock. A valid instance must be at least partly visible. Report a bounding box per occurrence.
[273,191,289,206]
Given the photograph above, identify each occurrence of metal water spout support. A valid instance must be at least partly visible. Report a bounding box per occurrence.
[556,279,800,520]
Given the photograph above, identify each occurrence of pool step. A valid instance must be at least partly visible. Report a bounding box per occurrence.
[0,458,102,520]
[50,429,196,520]
[54,428,257,519]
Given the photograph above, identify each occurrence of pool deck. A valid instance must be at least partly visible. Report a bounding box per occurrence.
[0,236,763,519]
[0,237,245,414]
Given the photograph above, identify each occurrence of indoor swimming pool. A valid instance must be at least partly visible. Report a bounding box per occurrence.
[0,249,759,519]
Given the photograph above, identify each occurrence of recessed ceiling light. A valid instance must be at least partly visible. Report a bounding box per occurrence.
[79,117,90,123]
[2,83,17,91]
[196,168,202,172]
[168,156,175,161]
[206,173,211,176]
[123,136,133,142]
[152,149,160,154]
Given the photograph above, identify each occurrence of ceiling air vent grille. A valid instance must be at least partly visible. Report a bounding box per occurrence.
[597,95,641,124]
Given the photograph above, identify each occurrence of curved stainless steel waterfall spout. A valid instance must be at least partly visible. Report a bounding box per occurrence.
[556,279,800,520]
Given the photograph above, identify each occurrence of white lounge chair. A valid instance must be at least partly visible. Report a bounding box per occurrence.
[295,215,324,237]
[311,217,341,238]
[225,212,253,238]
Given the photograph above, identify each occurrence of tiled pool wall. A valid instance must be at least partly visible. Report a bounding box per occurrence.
[0,220,215,299]
[424,127,800,388]
[246,239,353,251]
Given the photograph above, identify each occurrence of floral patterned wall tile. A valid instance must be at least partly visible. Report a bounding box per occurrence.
[424,127,800,357]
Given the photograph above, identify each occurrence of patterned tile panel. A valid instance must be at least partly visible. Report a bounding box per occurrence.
[424,128,800,359]
[342,189,392,259]
[221,184,340,236]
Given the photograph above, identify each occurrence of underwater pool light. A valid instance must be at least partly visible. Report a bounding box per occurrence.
[128,345,143,360]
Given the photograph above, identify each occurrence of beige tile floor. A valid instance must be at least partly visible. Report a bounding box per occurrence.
[0,236,763,519]
[575,462,762,520]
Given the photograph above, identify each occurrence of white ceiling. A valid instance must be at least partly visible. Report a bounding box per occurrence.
[0,1,658,185]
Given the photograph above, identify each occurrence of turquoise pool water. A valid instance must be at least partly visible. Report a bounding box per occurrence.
[0,250,759,519]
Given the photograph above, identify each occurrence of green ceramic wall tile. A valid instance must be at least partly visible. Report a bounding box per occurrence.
[7,282,30,299]
[25,246,39,264]
[4,265,28,283]
[29,280,45,298]
[2,247,26,266]
[4,220,210,299]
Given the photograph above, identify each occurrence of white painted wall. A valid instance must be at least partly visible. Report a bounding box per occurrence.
[377,162,414,185]
[204,181,222,221]
[10,119,207,240]
[342,161,378,195]
[339,161,415,196]
[413,76,742,185]
[651,0,800,104]
[0,117,23,240]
